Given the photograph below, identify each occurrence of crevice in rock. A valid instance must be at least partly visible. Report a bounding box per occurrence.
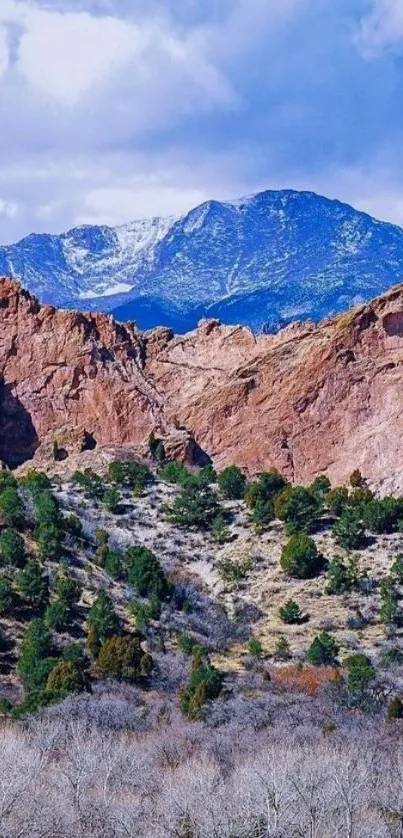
[0,378,39,467]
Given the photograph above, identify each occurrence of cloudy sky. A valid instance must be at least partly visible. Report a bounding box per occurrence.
[0,0,402,242]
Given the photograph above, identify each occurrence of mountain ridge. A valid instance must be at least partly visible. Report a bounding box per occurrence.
[2,189,403,332]
[2,275,403,492]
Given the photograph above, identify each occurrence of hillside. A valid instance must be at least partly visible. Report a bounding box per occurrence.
[0,446,403,834]
[2,190,403,331]
[2,455,403,712]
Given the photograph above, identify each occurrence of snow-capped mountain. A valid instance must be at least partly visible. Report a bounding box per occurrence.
[1,189,403,332]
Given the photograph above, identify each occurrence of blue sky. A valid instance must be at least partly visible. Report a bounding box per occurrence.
[0,0,402,242]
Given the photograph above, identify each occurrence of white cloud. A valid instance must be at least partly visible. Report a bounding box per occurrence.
[0,27,10,77]
[0,0,234,110]
[76,184,211,226]
[0,198,18,219]
[356,0,403,55]
[16,9,140,106]
[0,0,311,243]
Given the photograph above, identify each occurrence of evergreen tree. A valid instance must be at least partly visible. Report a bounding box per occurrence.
[102,487,120,514]
[307,632,339,666]
[18,561,49,610]
[0,576,13,615]
[275,486,320,533]
[18,619,57,690]
[280,533,322,579]
[166,482,220,530]
[87,591,120,654]
[0,489,24,526]
[126,547,171,599]
[333,508,365,550]
[325,556,358,595]
[325,486,349,517]
[245,469,288,510]
[217,466,247,500]
[278,599,303,624]
[0,528,26,567]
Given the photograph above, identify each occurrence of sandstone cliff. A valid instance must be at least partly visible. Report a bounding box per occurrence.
[1,276,403,488]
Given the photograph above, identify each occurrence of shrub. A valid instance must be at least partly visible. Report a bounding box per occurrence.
[272,664,339,696]
[108,461,153,494]
[274,486,320,533]
[0,697,12,715]
[56,572,81,608]
[0,528,26,567]
[18,561,49,610]
[217,466,247,500]
[0,489,24,526]
[252,498,274,532]
[177,634,200,656]
[130,596,161,627]
[350,469,363,488]
[46,660,87,693]
[325,486,349,517]
[363,497,403,535]
[348,488,374,508]
[159,461,190,484]
[12,689,66,719]
[0,576,13,615]
[381,647,403,667]
[104,550,125,581]
[197,465,217,486]
[391,554,403,583]
[62,643,87,669]
[387,696,403,720]
[247,636,263,658]
[245,469,288,509]
[0,471,18,490]
[280,533,322,579]
[21,470,51,498]
[332,508,366,550]
[309,475,331,503]
[126,547,171,599]
[215,555,253,584]
[274,636,291,661]
[180,655,222,719]
[34,491,61,526]
[45,600,70,632]
[96,635,152,682]
[36,523,64,561]
[344,653,375,695]
[325,556,358,595]
[63,514,83,539]
[278,599,302,624]
[166,482,220,530]
[307,632,339,666]
[380,579,400,627]
[72,469,104,499]
[211,512,230,543]
[102,487,120,514]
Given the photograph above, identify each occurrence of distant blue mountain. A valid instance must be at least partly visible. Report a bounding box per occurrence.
[1,189,403,332]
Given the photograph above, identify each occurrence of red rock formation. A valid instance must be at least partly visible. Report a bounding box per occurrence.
[1,276,403,488]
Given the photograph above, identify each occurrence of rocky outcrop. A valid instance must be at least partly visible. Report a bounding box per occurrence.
[2,276,403,488]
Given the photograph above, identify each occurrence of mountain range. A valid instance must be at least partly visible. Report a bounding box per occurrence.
[2,189,403,332]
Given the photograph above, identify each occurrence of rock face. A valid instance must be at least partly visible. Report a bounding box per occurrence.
[1,276,403,489]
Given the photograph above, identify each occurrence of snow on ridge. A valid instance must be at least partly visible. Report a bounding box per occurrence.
[79,282,134,300]
[115,215,178,254]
